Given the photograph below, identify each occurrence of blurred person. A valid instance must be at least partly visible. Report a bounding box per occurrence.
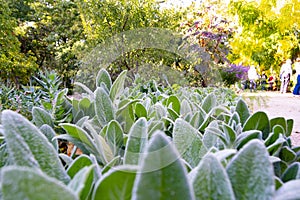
[248,66,258,92]
[293,58,300,95]
[268,73,275,91]
[261,71,267,90]
[280,59,292,93]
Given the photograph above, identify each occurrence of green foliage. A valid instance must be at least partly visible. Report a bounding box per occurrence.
[190,153,235,200]
[32,107,53,128]
[1,110,70,183]
[124,118,148,165]
[95,87,115,127]
[228,0,300,72]
[76,0,186,83]
[68,165,94,200]
[236,99,250,126]
[173,119,206,168]
[67,155,93,178]
[0,70,68,121]
[132,131,194,200]
[227,140,274,199]
[40,124,58,151]
[1,69,300,199]
[78,0,181,45]
[18,0,83,86]
[0,0,37,85]
[93,165,137,200]
[1,166,77,200]
[96,68,112,90]
[243,111,270,139]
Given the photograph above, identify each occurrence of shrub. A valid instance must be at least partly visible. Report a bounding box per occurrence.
[220,63,249,87]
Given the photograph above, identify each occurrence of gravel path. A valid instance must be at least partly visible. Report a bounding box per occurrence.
[241,91,300,146]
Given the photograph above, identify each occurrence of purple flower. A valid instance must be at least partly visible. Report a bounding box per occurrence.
[223,64,249,80]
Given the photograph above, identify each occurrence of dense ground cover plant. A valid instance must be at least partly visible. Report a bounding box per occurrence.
[0,82,42,120]
[0,69,300,199]
[0,71,67,121]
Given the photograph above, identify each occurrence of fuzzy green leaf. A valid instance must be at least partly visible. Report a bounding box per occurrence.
[167,107,179,121]
[264,127,281,147]
[202,93,217,113]
[93,165,137,200]
[274,180,300,200]
[235,99,250,125]
[243,111,270,139]
[222,124,236,146]
[270,117,287,135]
[167,95,181,115]
[67,155,93,178]
[267,135,285,156]
[68,166,94,200]
[60,123,94,149]
[32,107,53,128]
[281,163,300,183]
[95,87,115,127]
[135,103,148,118]
[2,110,70,184]
[110,70,127,102]
[40,124,58,151]
[279,146,297,164]
[227,139,275,200]
[132,131,195,200]
[148,121,164,137]
[189,110,206,129]
[153,102,167,119]
[106,120,124,156]
[173,118,206,168]
[203,121,219,149]
[79,97,91,111]
[191,153,235,200]
[180,99,192,116]
[0,144,9,168]
[1,166,77,200]
[234,130,262,150]
[286,119,294,137]
[96,68,112,90]
[101,156,121,174]
[124,118,148,165]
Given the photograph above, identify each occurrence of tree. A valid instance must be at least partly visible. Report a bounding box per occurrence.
[75,0,185,83]
[0,0,84,87]
[0,0,37,86]
[179,0,236,86]
[228,0,300,73]
[14,0,85,87]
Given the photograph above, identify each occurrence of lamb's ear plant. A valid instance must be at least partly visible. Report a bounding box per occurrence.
[1,166,78,200]
[57,122,114,165]
[190,153,235,200]
[132,131,195,200]
[235,98,250,126]
[68,165,95,200]
[0,143,8,168]
[40,124,58,151]
[173,118,206,168]
[2,69,300,199]
[93,165,138,200]
[1,110,70,184]
[94,87,115,127]
[226,139,275,199]
[124,117,148,165]
[96,68,112,90]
